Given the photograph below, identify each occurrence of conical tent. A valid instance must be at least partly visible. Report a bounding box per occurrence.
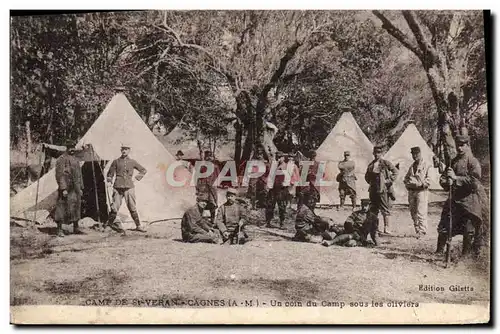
[384,123,444,204]
[11,93,195,223]
[316,112,374,205]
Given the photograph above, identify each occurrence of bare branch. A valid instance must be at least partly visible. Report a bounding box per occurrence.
[401,10,440,65]
[372,10,424,60]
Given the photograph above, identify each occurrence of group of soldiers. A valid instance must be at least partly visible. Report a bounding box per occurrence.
[54,141,148,237]
[53,134,486,258]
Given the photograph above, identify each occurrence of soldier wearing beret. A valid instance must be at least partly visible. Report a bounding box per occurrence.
[436,135,487,257]
[365,145,398,235]
[403,146,431,238]
[104,143,147,234]
[54,141,84,237]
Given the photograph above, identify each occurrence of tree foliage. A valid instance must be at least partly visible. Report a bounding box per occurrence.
[10,10,489,169]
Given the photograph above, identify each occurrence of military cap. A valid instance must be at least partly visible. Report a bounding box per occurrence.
[121,142,131,149]
[196,192,209,202]
[344,151,351,156]
[455,135,470,144]
[360,199,370,206]
[65,140,77,149]
[410,146,421,153]
[176,150,184,156]
[226,187,238,195]
[373,145,384,153]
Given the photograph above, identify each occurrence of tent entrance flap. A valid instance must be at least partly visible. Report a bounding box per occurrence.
[81,161,108,223]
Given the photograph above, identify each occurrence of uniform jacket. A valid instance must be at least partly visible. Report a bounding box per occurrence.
[181,204,213,241]
[107,156,147,189]
[365,159,398,194]
[338,160,356,189]
[404,158,431,191]
[215,201,246,234]
[440,152,486,221]
[55,153,83,193]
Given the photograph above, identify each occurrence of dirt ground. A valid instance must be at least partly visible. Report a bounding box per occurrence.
[10,204,490,308]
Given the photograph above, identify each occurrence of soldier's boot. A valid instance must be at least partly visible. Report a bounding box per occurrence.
[351,195,357,211]
[73,221,85,234]
[131,211,146,232]
[370,230,378,246]
[105,212,126,235]
[435,233,447,254]
[383,215,392,235]
[56,221,64,238]
[462,233,473,257]
[278,217,286,230]
[472,232,482,259]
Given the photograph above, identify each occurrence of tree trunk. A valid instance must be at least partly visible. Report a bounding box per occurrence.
[25,120,32,156]
[234,120,242,167]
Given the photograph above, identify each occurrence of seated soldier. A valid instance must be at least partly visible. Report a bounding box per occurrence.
[216,188,250,245]
[293,194,335,243]
[181,193,219,244]
[322,199,378,247]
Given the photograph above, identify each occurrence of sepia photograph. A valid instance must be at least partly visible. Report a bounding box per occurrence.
[9,9,491,324]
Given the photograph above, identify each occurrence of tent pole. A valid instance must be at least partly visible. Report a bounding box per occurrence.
[33,144,44,224]
[90,146,101,223]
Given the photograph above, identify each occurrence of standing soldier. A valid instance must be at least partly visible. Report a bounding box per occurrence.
[104,143,147,233]
[404,146,431,238]
[436,135,487,258]
[196,150,220,225]
[297,151,321,211]
[247,150,269,210]
[265,151,288,229]
[337,151,357,210]
[365,145,398,235]
[54,141,84,237]
[216,188,249,245]
[181,193,219,244]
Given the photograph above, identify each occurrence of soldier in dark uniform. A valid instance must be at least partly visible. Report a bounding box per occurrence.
[216,188,249,245]
[365,145,398,235]
[181,193,219,243]
[322,199,378,247]
[293,194,334,243]
[338,151,357,210]
[246,150,269,209]
[196,150,220,225]
[54,141,84,237]
[104,143,147,234]
[436,135,488,257]
[265,151,288,229]
[297,151,320,211]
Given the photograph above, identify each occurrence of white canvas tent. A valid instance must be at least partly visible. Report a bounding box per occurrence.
[316,112,374,205]
[384,123,444,204]
[11,93,195,223]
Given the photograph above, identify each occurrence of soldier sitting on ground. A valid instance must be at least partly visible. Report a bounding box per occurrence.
[215,188,250,245]
[293,194,335,243]
[181,193,219,244]
[322,199,374,247]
